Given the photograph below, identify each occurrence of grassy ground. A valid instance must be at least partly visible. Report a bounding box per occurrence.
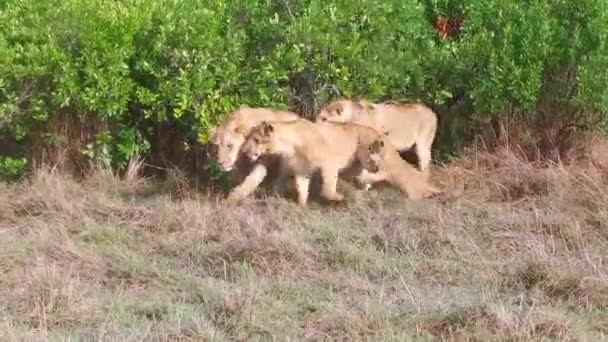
[2,147,608,341]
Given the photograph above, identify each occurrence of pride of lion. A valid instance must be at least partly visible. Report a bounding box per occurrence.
[209,99,442,206]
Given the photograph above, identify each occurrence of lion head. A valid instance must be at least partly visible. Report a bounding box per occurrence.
[316,99,374,123]
[241,122,277,162]
[209,125,247,171]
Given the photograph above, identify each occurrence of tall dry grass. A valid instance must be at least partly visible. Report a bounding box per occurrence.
[1,138,608,340]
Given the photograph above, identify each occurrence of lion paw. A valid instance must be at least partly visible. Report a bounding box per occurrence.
[324,192,344,202]
[226,190,246,204]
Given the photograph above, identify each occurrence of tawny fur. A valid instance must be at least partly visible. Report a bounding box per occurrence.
[316,99,438,171]
[240,120,386,206]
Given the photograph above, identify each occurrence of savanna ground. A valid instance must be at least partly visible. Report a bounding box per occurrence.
[2,140,608,341]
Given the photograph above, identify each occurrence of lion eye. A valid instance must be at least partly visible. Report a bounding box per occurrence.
[227,143,233,149]
[254,138,260,144]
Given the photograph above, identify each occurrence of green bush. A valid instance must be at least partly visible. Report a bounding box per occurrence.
[0,0,607,176]
[420,0,608,155]
[0,156,27,181]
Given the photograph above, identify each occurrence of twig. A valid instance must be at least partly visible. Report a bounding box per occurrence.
[281,0,295,20]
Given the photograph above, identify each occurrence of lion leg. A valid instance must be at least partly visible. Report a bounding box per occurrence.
[320,167,344,202]
[294,175,311,206]
[405,184,423,200]
[395,175,439,200]
[357,170,373,191]
[416,143,432,172]
[387,175,421,200]
[227,163,268,203]
[416,124,436,171]
[356,169,388,186]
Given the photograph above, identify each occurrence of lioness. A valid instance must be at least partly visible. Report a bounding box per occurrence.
[357,138,441,199]
[316,99,438,171]
[209,107,300,202]
[240,120,386,206]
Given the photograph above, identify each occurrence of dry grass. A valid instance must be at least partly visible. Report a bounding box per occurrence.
[2,145,608,341]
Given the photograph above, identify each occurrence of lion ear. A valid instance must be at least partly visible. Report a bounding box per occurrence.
[262,121,274,135]
[335,104,343,115]
[233,125,245,136]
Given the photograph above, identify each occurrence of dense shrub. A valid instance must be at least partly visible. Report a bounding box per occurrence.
[422,0,608,154]
[0,0,607,177]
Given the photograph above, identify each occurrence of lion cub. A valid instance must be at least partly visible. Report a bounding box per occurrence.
[240,120,384,206]
[316,99,438,171]
[357,138,441,200]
